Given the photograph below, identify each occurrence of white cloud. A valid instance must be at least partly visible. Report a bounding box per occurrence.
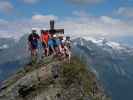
[116,7,133,18]
[57,12,133,39]
[73,10,90,17]
[66,0,105,5]
[23,0,40,4]
[0,14,58,39]
[0,1,13,13]
[101,16,121,24]
[0,12,133,40]
[32,14,58,22]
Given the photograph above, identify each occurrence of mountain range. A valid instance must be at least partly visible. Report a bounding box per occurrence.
[0,35,133,100]
[72,37,133,100]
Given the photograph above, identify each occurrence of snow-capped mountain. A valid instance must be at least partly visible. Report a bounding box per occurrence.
[0,35,30,82]
[1,35,133,100]
[72,37,133,100]
[83,37,133,52]
[0,35,29,64]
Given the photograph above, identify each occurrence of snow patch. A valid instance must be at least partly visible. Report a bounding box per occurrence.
[83,36,126,50]
[83,37,107,46]
[0,44,9,49]
[106,41,124,50]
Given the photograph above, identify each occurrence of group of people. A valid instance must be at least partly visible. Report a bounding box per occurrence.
[28,29,71,62]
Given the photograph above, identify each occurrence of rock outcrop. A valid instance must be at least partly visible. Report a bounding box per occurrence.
[0,56,111,100]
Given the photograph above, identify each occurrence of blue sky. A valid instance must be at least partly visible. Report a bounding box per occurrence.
[0,0,133,44]
[0,0,132,20]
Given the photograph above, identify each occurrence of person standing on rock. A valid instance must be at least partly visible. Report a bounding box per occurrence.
[53,34,62,55]
[40,30,49,57]
[65,36,71,50]
[48,33,56,55]
[28,29,40,61]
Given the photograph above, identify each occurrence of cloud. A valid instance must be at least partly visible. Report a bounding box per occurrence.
[0,1,13,13]
[23,0,40,4]
[73,10,90,17]
[116,7,133,18]
[65,0,105,5]
[0,12,133,41]
[0,14,58,39]
[100,16,121,24]
[32,14,58,22]
[57,12,133,39]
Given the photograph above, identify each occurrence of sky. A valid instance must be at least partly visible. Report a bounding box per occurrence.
[0,0,133,44]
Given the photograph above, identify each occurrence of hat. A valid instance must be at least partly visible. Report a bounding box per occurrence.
[41,28,46,30]
[53,34,56,38]
[63,37,66,40]
[58,33,64,37]
[32,28,37,31]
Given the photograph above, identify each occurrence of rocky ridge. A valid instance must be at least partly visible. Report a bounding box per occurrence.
[0,56,110,100]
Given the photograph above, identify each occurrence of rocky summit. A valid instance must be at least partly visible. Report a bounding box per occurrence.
[0,56,110,100]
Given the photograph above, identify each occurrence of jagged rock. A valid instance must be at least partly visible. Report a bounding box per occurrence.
[0,57,111,100]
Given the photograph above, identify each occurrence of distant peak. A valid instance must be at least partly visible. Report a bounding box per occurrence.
[82,36,126,50]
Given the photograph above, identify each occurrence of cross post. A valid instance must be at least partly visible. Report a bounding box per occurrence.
[49,20,64,35]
